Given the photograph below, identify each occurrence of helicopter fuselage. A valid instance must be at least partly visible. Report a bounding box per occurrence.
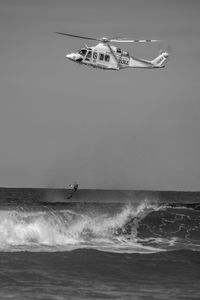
[65,42,169,70]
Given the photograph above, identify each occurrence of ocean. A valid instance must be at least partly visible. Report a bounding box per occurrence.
[0,188,200,299]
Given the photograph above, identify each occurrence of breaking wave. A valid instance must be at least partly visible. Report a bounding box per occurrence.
[0,199,199,253]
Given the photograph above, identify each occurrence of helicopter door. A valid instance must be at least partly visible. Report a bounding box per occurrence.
[92,51,98,63]
[85,50,92,62]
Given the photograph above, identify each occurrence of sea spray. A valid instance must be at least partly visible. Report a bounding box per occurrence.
[0,199,199,253]
[0,200,157,251]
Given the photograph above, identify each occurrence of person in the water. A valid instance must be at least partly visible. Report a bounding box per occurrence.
[67,182,78,199]
[73,183,78,191]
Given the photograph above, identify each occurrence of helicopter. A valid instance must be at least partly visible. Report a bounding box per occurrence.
[56,32,170,71]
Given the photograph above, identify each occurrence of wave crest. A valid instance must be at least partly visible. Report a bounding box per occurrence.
[0,200,160,253]
[0,199,199,253]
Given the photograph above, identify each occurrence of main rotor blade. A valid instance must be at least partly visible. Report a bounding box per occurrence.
[55,32,100,41]
[110,38,160,43]
[55,32,160,44]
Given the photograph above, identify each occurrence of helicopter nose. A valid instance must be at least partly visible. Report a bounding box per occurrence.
[66,53,73,60]
[66,53,79,61]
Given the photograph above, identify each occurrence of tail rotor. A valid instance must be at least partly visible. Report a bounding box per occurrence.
[157,42,173,56]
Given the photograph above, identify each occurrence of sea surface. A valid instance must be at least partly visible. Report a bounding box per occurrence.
[0,188,200,299]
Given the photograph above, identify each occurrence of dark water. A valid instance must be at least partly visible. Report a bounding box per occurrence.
[0,188,200,299]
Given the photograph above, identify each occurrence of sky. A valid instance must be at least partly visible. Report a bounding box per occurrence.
[0,0,200,190]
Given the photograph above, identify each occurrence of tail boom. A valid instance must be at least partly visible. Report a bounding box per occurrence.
[127,51,169,69]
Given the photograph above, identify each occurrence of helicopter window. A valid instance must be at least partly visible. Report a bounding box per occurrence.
[79,49,87,57]
[105,54,110,62]
[99,53,104,61]
[93,52,98,59]
[85,50,92,61]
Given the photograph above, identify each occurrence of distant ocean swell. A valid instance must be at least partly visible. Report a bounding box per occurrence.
[0,199,199,253]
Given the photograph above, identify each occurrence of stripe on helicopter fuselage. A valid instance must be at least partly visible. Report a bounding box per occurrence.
[79,60,118,70]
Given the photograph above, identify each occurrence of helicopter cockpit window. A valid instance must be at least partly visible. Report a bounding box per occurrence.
[99,53,104,61]
[105,54,110,62]
[79,49,87,57]
[85,50,92,61]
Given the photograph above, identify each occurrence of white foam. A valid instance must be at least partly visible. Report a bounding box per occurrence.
[0,200,163,253]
